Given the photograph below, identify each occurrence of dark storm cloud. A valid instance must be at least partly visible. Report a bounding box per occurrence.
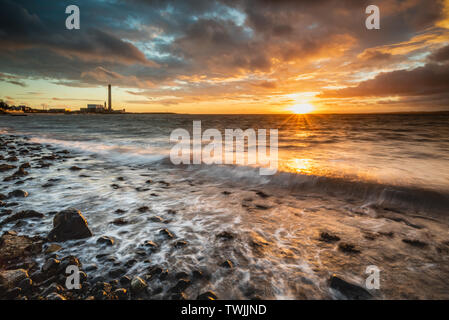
[0,0,447,112]
[0,0,153,65]
[319,63,449,98]
[429,44,449,62]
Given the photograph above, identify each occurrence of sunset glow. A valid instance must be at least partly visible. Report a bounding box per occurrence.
[1,0,449,113]
[289,103,315,114]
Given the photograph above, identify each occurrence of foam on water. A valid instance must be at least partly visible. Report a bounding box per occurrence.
[1,114,449,299]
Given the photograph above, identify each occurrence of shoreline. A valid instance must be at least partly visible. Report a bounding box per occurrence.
[1,133,449,300]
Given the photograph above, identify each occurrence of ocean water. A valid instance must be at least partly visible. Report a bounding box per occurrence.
[1,113,449,299]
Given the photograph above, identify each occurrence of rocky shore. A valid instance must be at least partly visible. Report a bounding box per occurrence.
[0,135,202,300]
[1,133,448,300]
[0,134,227,300]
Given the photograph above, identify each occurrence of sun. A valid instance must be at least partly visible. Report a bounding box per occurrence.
[289,103,315,114]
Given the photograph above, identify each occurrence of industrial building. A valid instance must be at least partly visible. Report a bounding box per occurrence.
[79,85,125,113]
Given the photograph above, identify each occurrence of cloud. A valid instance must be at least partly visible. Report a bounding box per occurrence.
[429,44,449,62]
[0,0,157,65]
[0,0,448,111]
[0,72,27,87]
[319,63,449,98]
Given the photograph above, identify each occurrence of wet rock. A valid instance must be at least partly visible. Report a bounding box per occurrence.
[116,177,125,181]
[149,216,163,222]
[5,156,18,162]
[0,210,44,226]
[84,264,98,272]
[402,238,428,248]
[216,231,234,240]
[138,206,149,213]
[197,291,218,300]
[0,232,43,265]
[173,240,188,248]
[0,194,6,200]
[60,256,82,271]
[97,236,115,246]
[114,288,128,300]
[222,191,231,195]
[255,204,269,210]
[45,244,62,254]
[159,228,174,239]
[41,154,58,161]
[192,270,204,280]
[166,209,177,215]
[13,167,28,177]
[19,162,30,169]
[0,164,16,172]
[145,180,152,184]
[8,189,28,198]
[109,268,126,278]
[329,275,372,300]
[42,258,61,275]
[120,276,131,286]
[93,281,112,292]
[0,269,29,289]
[130,276,147,293]
[111,184,121,189]
[42,183,54,188]
[4,168,29,181]
[142,240,158,251]
[4,202,19,207]
[148,266,163,276]
[159,270,169,280]
[319,232,341,243]
[158,181,170,187]
[46,292,66,300]
[48,208,93,242]
[69,166,82,171]
[5,287,21,299]
[220,260,234,268]
[112,218,128,226]
[175,271,189,280]
[17,277,32,292]
[36,161,51,168]
[171,292,187,300]
[114,209,126,214]
[338,243,360,254]
[124,259,137,268]
[90,282,113,299]
[0,209,12,216]
[170,279,191,293]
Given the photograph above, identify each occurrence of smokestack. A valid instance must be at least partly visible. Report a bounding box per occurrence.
[108,84,112,111]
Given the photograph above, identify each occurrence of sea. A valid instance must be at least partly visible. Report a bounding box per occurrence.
[1,113,448,299]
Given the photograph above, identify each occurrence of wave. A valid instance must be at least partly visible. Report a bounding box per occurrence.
[4,129,449,215]
[179,163,449,215]
[29,137,169,165]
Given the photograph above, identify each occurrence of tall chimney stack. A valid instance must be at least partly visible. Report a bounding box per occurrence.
[108,84,112,111]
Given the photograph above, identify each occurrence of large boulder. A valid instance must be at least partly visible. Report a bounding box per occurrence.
[130,276,147,294]
[47,208,92,242]
[8,189,28,198]
[0,269,29,289]
[329,275,372,300]
[0,231,43,267]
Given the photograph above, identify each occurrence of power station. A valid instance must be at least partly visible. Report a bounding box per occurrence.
[79,84,125,113]
[108,84,112,112]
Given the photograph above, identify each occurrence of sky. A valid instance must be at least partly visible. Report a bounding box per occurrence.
[0,0,449,113]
